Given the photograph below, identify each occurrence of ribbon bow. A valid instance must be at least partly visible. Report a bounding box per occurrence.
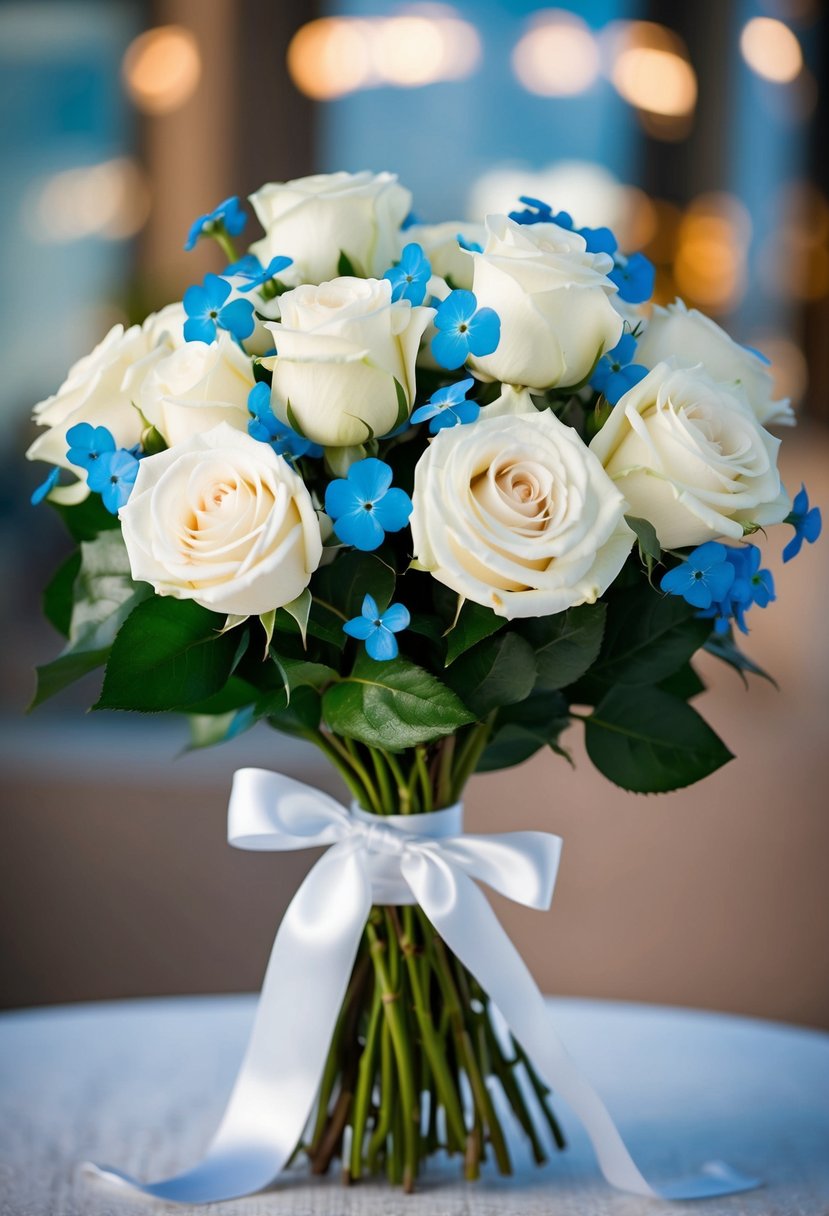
[90,769,758,1204]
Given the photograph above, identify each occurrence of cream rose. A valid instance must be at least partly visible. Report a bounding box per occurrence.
[468,215,623,390]
[137,333,255,448]
[403,220,486,292]
[267,276,433,448]
[249,170,411,285]
[26,310,181,497]
[410,409,632,619]
[589,361,789,548]
[635,298,793,426]
[119,424,322,616]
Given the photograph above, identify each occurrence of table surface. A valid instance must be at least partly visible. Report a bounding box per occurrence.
[1,995,828,1216]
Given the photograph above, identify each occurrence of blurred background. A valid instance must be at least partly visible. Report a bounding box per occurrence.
[1,0,828,1027]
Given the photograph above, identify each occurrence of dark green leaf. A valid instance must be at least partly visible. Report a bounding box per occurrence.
[29,648,109,711]
[267,685,322,736]
[277,656,339,691]
[519,603,606,691]
[42,550,81,638]
[625,515,661,564]
[184,676,261,714]
[585,686,733,793]
[96,598,238,712]
[592,590,711,687]
[312,551,396,619]
[338,250,357,276]
[323,654,474,749]
[50,493,120,542]
[446,632,536,717]
[704,631,778,689]
[658,662,706,701]
[445,601,505,665]
[478,690,569,772]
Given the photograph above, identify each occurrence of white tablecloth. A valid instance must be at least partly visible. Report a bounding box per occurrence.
[1,995,828,1215]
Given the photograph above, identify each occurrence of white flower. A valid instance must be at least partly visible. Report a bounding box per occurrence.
[410,409,632,619]
[138,333,255,448]
[119,424,322,616]
[249,170,411,285]
[267,276,434,448]
[468,215,623,390]
[403,220,486,293]
[589,361,790,548]
[635,298,793,426]
[480,383,538,418]
[26,310,181,499]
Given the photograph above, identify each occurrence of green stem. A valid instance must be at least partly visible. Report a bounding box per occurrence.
[212,226,238,264]
[414,746,434,813]
[366,917,418,1192]
[428,929,512,1176]
[395,908,467,1149]
[451,714,496,801]
[303,730,372,809]
[367,747,396,815]
[384,751,412,814]
[348,980,383,1180]
[367,1020,393,1172]
[436,734,456,809]
[343,737,383,814]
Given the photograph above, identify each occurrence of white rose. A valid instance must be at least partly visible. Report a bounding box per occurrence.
[410,409,632,619]
[267,276,434,448]
[635,298,793,426]
[138,334,255,448]
[119,424,322,616]
[469,215,623,390]
[26,311,182,500]
[404,220,486,292]
[249,171,411,285]
[589,361,789,548]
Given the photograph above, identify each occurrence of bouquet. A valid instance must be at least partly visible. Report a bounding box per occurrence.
[27,170,820,1200]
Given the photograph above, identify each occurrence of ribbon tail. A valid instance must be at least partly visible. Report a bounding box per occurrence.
[87,841,372,1204]
[405,853,760,1201]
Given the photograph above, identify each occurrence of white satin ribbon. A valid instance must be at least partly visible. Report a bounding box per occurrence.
[89,768,759,1204]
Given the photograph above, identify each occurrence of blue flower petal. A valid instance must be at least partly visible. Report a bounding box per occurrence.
[362,594,380,619]
[346,458,394,503]
[366,626,399,661]
[380,603,410,632]
[332,509,387,552]
[31,467,60,505]
[432,329,470,370]
[343,616,375,641]
[219,297,256,340]
[372,487,412,532]
[466,307,500,357]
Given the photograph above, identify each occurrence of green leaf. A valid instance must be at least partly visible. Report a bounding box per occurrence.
[282,588,311,647]
[50,493,120,542]
[704,631,778,689]
[277,656,339,692]
[323,654,474,749]
[478,690,569,773]
[585,686,733,793]
[392,378,410,431]
[659,662,706,701]
[42,550,81,637]
[29,648,109,711]
[184,676,261,714]
[445,601,505,665]
[312,550,396,619]
[591,590,711,687]
[625,514,661,567]
[338,250,357,276]
[446,632,536,717]
[266,685,322,736]
[96,598,239,712]
[68,531,152,653]
[519,604,606,691]
[285,399,308,438]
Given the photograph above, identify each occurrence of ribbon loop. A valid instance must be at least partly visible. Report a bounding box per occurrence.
[89,769,760,1205]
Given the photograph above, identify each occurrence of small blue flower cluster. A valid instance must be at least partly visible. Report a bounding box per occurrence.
[589,332,648,404]
[247,383,322,462]
[508,195,655,305]
[661,541,775,635]
[66,424,140,513]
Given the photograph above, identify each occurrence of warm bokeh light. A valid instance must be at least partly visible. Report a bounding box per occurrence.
[759,182,829,302]
[740,17,803,83]
[28,159,151,243]
[468,161,626,234]
[287,6,481,99]
[512,10,600,97]
[612,46,697,117]
[673,194,751,313]
[286,17,373,100]
[122,25,201,115]
[747,334,809,405]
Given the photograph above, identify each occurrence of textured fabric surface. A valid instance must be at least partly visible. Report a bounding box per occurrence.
[1,995,828,1215]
